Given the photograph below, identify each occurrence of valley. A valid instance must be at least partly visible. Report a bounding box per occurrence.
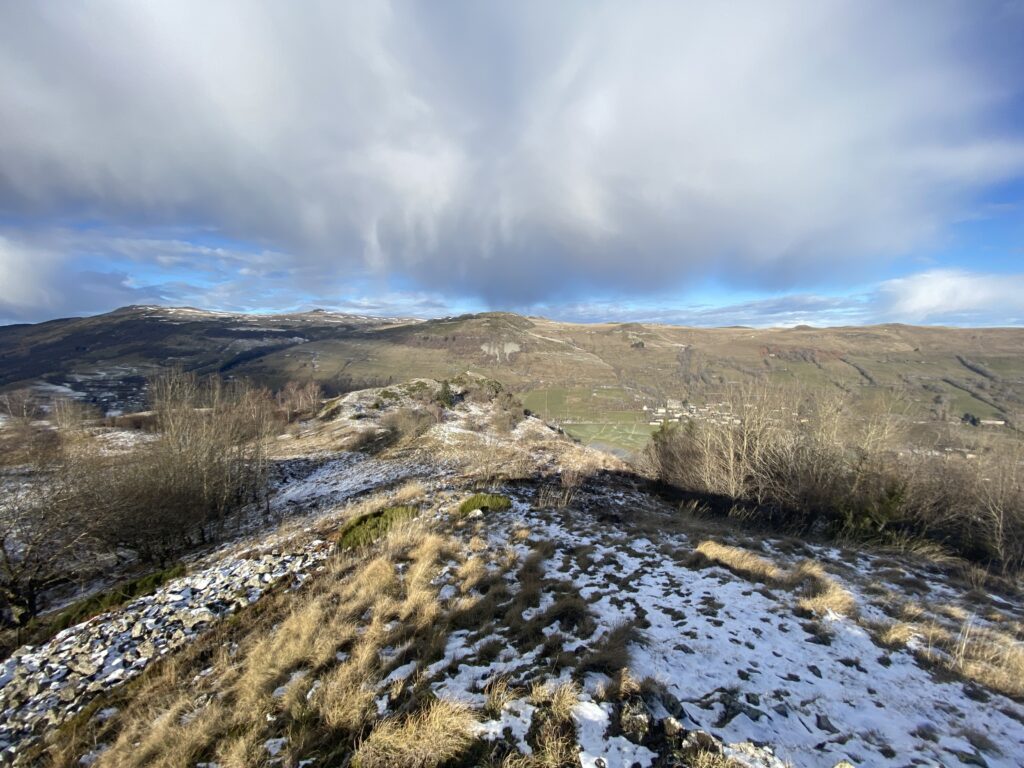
[2,306,1023,457]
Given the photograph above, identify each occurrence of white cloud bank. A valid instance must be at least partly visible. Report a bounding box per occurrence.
[875,269,1024,324]
[0,1,1022,318]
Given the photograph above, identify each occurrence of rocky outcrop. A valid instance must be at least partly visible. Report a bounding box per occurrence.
[0,542,330,761]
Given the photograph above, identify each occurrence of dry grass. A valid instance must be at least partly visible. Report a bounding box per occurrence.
[390,479,426,506]
[547,681,580,724]
[789,561,858,618]
[519,681,580,768]
[878,620,953,649]
[46,521,474,768]
[596,668,642,702]
[458,555,489,594]
[876,610,1024,698]
[690,750,736,768]
[580,621,638,675]
[483,676,518,718]
[951,622,1024,698]
[352,700,475,768]
[693,545,858,618]
[694,541,783,583]
[936,603,971,622]
[317,662,378,733]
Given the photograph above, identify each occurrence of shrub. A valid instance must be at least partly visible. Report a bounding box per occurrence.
[1,371,276,624]
[457,493,511,516]
[83,371,275,562]
[579,621,639,675]
[336,506,418,550]
[436,380,455,408]
[457,376,505,404]
[51,398,99,432]
[379,408,434,443]
[643,385,1024,573]
[0,475,99,624]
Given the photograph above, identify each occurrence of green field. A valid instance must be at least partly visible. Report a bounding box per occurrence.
[562,421,658,455]
[522,387,657,455]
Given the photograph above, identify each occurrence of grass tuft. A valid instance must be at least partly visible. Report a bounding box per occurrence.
[693,541,783,583]
[352,699,475,768]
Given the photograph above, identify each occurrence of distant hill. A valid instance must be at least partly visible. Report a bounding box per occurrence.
[2,305,1022,449]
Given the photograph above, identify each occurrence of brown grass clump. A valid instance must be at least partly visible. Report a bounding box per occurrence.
[876,613,1024,699]
[483,675,518,718]
[580,621,638,675]
[399,582,443,633]
[936,603,970,622]
[390,479,427,506]
[689,750,736,768]
[693,545,859,618]
[694,541,784,583]
[352,699,475,768]
[517,680,580,768]
[547,681,581,724]
[878,620,952,649]
[458,555,489,593]
[952,623,1024,698]
[790,561,858,618]
[317,663,377,733]
[596,668,642,702]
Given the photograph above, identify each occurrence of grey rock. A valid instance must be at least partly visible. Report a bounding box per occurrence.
[619,698,652,743]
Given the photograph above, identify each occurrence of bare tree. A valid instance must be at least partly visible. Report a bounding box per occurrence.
[0,389,39,422]
[51,397,99,433]
[0,473,97,624]
[277,379,323,421]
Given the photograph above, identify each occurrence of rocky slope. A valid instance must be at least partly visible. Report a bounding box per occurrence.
[2,382,1022,767]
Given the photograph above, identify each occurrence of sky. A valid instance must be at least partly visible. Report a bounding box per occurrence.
[1,1,1024,327]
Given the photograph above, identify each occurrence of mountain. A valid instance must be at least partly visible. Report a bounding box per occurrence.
[2,305,1023,451]
[0,305,416,413]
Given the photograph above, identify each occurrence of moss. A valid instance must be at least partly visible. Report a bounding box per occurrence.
[337,506,418,550]
[53,563,187,631]
[3,563,189,656]
[457,493,511,516]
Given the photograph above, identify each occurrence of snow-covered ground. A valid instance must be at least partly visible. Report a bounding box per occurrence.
[269,453,432,516]
[3,389,1022,767]
[464,497,1024,768]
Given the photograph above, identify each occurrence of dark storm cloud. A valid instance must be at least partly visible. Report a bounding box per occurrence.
[1,1,1024,316]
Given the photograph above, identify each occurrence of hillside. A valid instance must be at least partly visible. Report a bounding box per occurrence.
[2,306,1023,455]
[2,381,1022,767]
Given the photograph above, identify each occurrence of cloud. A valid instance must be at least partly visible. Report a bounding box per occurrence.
[532,294,866,328]
[0,235,65,318]
[0,1,1023,317]
[0,233,172,323]
[875,269,1024,324]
